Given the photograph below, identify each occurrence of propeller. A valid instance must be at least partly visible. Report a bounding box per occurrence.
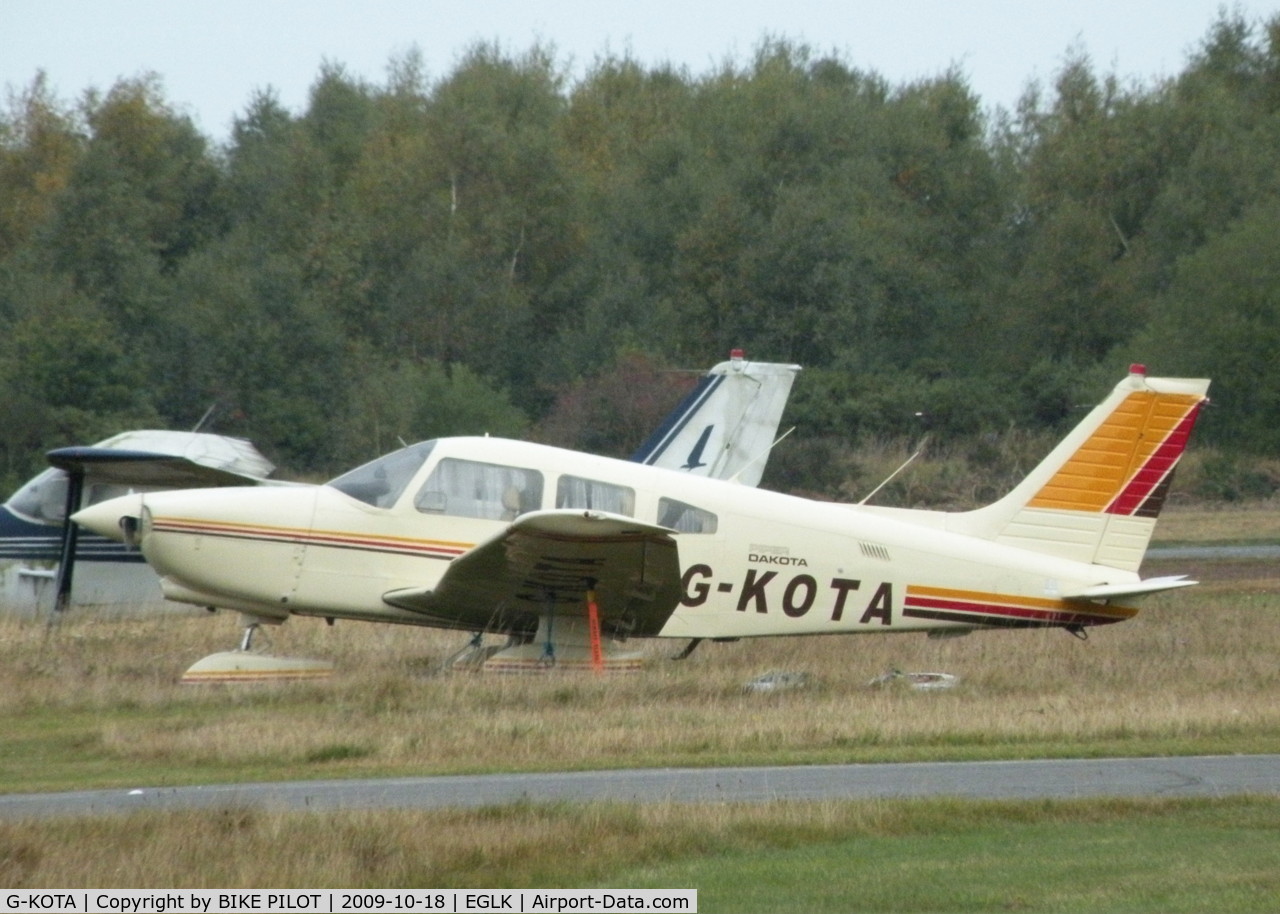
[43,446,267,613]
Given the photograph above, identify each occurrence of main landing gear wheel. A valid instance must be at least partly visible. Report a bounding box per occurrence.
[180,614,334,684]
[480,586,645,673]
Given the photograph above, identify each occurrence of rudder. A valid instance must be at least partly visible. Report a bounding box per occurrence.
[956,365,1210,571]
[631,350,800,487]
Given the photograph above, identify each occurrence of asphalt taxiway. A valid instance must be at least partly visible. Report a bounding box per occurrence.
[2,755,1277,820]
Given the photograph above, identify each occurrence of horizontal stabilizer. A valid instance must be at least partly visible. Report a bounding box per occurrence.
[1062,575,1197,601]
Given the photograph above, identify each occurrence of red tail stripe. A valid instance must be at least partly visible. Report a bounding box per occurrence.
[1106,400,1205,516]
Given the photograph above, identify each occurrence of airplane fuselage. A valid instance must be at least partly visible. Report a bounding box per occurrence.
[105,436,1138,639]
[0,505,157,613]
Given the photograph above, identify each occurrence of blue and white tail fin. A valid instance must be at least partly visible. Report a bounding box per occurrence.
[631,351,800,487]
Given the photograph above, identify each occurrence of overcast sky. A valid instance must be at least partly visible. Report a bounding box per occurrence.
[4,1,1275,142]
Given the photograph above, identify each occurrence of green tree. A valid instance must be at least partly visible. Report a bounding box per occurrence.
[0,73,82,260]
[47,76,223,323]
[0,275,159,484]
[335,352,528,468]
[532,350,696,456]
[1140,197,1280,451]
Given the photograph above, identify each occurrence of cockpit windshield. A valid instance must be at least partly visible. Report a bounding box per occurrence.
[7,470,155,525]
[327,440,437,508]
[6,468,70,524]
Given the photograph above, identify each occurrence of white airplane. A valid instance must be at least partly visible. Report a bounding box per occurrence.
[75,365,1209,676]
[0,430,275,615]
[2,352,798,619]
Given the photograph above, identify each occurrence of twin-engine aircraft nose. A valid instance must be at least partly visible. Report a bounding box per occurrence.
[73,493,146,544]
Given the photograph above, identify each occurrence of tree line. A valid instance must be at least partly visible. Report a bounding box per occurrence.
[2,12,1278,495]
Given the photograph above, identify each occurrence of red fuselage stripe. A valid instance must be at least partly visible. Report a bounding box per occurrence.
[151,519,466,559]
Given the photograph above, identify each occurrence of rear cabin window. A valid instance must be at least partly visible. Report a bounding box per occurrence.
[555,476,635,516]
[415,458,543,520]
[658,497,718,534]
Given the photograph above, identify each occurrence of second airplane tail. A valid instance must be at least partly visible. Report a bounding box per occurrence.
[952,365,1210,572]
[631,351,801,487]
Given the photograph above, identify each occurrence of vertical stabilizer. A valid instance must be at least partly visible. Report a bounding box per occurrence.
[954,365,1210,571]
[631,351,801,487]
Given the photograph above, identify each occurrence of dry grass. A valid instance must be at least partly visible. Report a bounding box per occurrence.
[0,799,850,888]
[3,796,1277,891]
[2,570,1279,791]
[1154,499,1280,544]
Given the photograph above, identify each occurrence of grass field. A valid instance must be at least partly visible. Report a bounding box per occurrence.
[3,796,1280,910]
[4,585,1280,792]
[0,504,1278,903]
[1152,499,1280,545]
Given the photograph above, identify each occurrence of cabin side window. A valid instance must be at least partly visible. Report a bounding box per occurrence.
[556,476,635,516]
[415,458,544,520]
[658,497,718,534]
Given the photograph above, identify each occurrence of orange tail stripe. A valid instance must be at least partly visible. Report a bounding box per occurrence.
[1107,398,1206,515]
[1028,392,1204,513]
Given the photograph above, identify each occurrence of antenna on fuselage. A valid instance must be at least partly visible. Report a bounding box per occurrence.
[192,404,219,433]
[857,434,931,506]
[726,427,795,485]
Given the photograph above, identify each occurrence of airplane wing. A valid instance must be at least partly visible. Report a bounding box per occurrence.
[382,510,683,636]
[46,447,269,489]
